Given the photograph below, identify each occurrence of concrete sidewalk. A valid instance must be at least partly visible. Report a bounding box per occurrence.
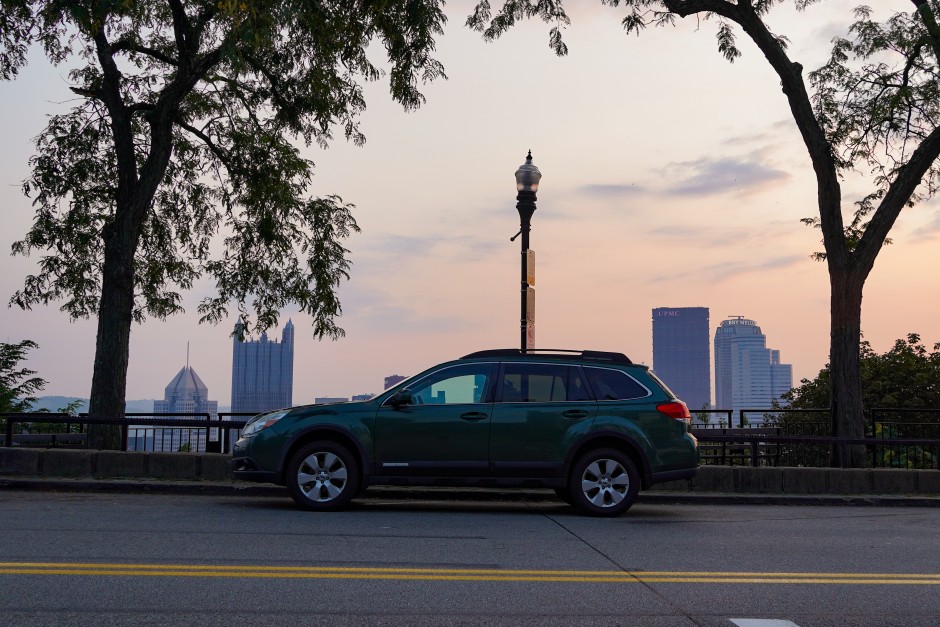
[2,475,939,508]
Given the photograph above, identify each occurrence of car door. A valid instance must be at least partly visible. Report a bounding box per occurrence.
[374,362,496,477]
[489,363,597,477]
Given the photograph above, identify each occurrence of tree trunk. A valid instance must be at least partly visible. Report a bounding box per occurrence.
[828,265,868,468]
[85,223,137,450]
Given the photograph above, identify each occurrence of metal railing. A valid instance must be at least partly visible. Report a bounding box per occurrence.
[693,407,940,469]
[4,408,940,468]
[2,412,252,453]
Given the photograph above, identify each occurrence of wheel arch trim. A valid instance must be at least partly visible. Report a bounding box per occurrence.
[278,425,369,484]
[565,430,654,488]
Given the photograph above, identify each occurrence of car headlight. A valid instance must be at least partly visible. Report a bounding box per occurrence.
[241,410,289,437]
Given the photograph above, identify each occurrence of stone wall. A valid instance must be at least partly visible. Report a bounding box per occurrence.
[1,447,939,495]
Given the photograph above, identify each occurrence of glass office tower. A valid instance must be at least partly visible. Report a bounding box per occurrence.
[714,316,793,418]
[652,307,711,411]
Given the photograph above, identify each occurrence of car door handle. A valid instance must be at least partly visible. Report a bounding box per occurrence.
[460,412,488,422]
[562,410,590,420]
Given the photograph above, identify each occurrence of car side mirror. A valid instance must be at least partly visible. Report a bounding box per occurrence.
[387,389,413,408]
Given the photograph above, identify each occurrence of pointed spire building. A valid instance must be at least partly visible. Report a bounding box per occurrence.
[150,363,219,452]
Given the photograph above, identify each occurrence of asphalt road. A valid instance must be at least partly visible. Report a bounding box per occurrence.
[1,490,938,626]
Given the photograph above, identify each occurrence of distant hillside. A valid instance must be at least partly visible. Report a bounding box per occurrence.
[29,396,88,413]
[29,397,156,413]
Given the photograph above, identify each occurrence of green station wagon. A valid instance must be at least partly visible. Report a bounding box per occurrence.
[232,349,698,516]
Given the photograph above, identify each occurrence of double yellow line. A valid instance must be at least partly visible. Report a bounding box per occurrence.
[1,562,939,584]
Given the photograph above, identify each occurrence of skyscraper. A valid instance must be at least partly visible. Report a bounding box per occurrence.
[384,374,407,390]
[150,364,218,452]
[714,316,793,418]
[652,307,711,410]
[231,320,295,415]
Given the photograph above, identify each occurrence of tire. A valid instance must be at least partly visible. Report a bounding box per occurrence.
[286,441,359,511]
[568,448,639,517]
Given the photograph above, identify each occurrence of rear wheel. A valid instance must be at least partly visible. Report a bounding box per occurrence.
[568,448,639,517]
[286,441,359,511]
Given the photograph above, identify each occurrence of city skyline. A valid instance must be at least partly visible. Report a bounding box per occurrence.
[2,2,939,405]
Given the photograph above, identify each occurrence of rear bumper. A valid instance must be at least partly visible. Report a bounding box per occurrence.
[648,466,697,486]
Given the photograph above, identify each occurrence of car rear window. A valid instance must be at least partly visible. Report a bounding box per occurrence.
[500,363,591,402]
[584,367,650,400]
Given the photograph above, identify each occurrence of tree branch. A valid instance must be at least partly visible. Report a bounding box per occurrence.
[911,0,940,65]
[177,120,230,165]
[855,123,940,271]
[167,0,192,67]
[664,0,847,262]
[111,39,178,67]
[92,28,138,204]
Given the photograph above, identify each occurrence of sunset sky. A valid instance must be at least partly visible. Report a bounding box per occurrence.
[2,1,938,407]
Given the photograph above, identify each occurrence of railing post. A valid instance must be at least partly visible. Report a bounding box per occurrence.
[4,416,13,447]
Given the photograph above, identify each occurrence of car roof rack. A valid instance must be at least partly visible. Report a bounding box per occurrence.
[460,349,632,364]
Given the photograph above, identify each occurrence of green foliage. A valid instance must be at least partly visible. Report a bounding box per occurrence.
[0,340,46,413]
[2,0,448,338]
[466,0,571,55]
[785,334,940,410]
[774,334,940,467]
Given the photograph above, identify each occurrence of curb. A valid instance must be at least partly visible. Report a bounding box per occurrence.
[3,477,939,507]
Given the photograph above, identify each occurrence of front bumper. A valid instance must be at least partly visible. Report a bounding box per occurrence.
[231,455,280,483]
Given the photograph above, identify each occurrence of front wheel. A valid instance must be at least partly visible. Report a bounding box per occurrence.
[286,441,360,511]
[568,448,639,517]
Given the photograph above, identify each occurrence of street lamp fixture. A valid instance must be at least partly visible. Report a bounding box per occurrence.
[514,151,541,351]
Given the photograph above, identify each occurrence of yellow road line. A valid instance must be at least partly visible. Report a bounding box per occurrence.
[0,562,938,584]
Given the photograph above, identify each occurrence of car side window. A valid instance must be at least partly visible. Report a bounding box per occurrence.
[408,364,492,405]
[500,364,588,402]
[584,367,650,400]
[567,367,591,402]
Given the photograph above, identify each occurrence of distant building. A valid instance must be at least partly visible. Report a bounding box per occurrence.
[315,397,348,404]
[384,374,407,390]
[652,307,711,411]
[351,394,374,402]
[714,316,793,422]
[231,320,294,416]
[148,364,218,452]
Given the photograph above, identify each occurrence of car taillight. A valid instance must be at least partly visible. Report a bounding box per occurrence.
[657,401,691,426]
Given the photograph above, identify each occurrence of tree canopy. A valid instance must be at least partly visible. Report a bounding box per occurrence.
[779,334,940,468]
[4,0,447,336]
[0,340,46,413]
[785,334,940,411]
[469,0,940,467]
[1,0,448,447]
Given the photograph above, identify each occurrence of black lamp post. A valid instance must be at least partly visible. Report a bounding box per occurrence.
[514,150,541,351]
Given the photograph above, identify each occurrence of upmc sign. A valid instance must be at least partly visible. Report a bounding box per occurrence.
[656,309,683,317]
